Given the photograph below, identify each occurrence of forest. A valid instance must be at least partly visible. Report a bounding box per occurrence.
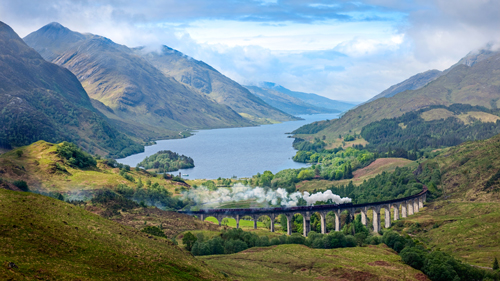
[361,104,500,156]
[138,150,194,173]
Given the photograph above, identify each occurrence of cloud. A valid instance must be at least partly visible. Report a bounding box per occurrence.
[1,0,499,103]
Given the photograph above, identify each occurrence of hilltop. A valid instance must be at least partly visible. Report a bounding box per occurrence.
[245,85,338,115]
[0,140,186,195]
[0,21,141,157]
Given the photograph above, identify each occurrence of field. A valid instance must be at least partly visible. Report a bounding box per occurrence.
[395,200,500,268]
[0,189,225,280]
[297,157,415,192]
[200,244,428,281]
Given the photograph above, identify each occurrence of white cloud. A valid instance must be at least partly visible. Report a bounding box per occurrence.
[1,0,499,103]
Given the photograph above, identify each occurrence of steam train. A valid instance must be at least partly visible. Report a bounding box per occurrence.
[188,202,354,214]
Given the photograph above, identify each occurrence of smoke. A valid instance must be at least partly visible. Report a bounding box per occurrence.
[182,183,351,208]
[302,190,351,206]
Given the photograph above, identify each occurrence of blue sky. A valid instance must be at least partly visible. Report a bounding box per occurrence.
[2,0,499,102]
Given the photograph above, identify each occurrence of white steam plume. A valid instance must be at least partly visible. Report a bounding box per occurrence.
[182,183,351,208]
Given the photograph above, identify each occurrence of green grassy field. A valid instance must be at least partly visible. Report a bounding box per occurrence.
[200,244,428,281]
[395,201,500,268]
[0,189,225,280]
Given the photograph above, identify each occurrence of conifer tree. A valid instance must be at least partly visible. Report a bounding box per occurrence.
[493,257,499,270]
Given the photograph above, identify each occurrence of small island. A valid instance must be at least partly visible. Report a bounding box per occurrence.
[138,150,194,173]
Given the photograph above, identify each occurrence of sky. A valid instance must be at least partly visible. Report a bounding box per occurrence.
[1,0,500,102]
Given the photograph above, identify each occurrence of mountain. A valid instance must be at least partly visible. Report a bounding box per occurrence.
[245,85,339,115]
[366,69,442,102]
[260,82,356,112]
[295,47,500,142]
[368,45,499,103]
[0,21,140,157]
[24,23,256,142]
[134,46,296,123]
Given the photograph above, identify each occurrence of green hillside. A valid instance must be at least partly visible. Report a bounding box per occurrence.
[0,21,141,158]
[296,49,500,144]
[0,188,226,280]
[0,140,185,195]
[135,46,296,124]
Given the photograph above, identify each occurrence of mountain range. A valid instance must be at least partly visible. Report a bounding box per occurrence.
[0,21,140,157]
[296,45,500,140]
[23,22,296,143]
[259,82,356,112]
[245,85,341,115]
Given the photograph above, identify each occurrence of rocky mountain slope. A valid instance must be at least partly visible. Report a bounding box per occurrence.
[24,23,254,142]
[135,45,295,123]
[259,82,356,112]
[0,21,140,157]
[245,85,338,115]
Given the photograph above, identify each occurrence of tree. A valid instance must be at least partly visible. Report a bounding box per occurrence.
[494,257,499,270]
[13,180,29,192]
[182,232,197,251]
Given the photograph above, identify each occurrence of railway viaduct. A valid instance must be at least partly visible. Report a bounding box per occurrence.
[179,187,427,237]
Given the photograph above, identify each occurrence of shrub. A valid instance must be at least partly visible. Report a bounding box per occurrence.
[182,232,197,251]
[13,180,29,192]
[141,226,167,238]
[56,142,96,168]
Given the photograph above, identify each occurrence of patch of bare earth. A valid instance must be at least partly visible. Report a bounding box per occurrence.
[368,261,390,266]
[353,158,413,179]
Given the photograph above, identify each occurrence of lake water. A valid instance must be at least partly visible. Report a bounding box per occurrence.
[117,113,339,179]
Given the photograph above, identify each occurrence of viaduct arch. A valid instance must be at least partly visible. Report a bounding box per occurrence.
[179,186,427,237]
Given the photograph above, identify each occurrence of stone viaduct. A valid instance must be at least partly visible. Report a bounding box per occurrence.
[179,186,427,237]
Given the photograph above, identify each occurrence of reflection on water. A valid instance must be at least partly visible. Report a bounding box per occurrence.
[117,114,338,179]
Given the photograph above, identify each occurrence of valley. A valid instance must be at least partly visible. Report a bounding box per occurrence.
[1,3,500,280]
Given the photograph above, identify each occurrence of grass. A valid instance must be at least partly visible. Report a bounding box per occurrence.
[200,244,427,281]
[421,108,500,124]
[0,140,184,194]
[0,189,225,280]
[395,201,500,268]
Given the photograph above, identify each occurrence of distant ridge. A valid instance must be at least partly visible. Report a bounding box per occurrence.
[245,85,339,115]
[366,69,442,103]
[259,82,356,112]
